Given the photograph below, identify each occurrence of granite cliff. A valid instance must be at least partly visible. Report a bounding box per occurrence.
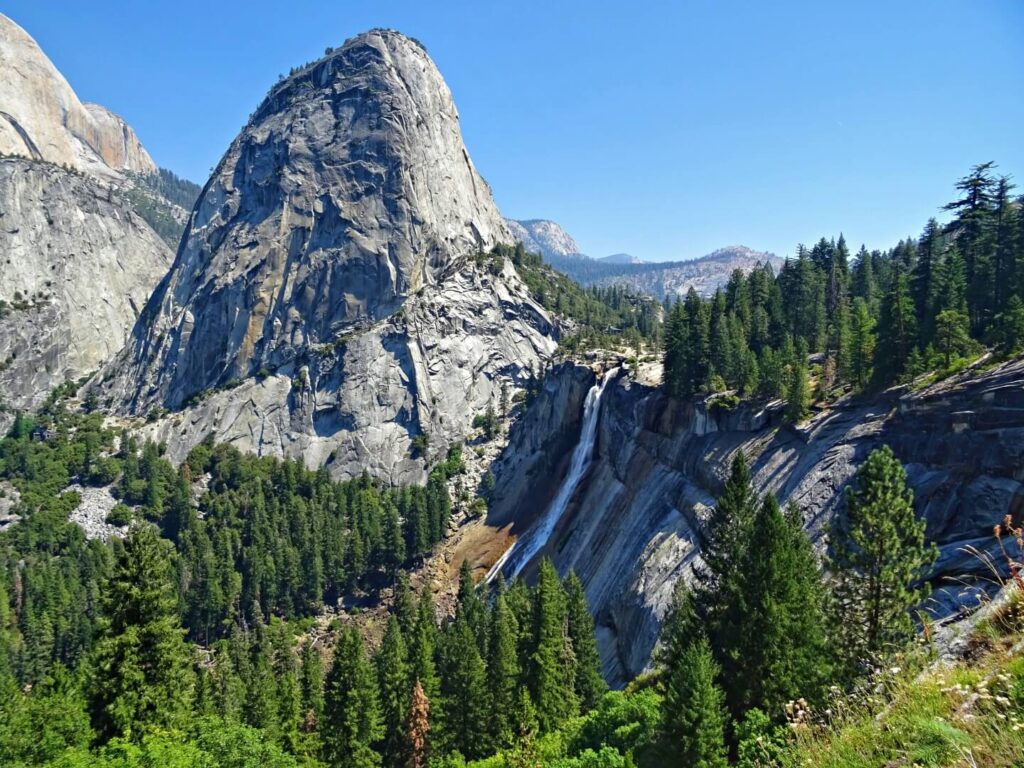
[105,29,558,482]
[0,14,173,416]
[0,13,156,177]
[487,356,1024,685]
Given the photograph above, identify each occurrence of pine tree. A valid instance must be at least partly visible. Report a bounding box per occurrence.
[404,680,430,768]
[300,640,325,735]
[692,452,760,713]
[848,297,876,391]
[377,616,410,768]
[486,591,520,749]
[912,219,944,345]
[874,267,917,385]
[933,309,972,367]
[660,634,728,768]
[993,295,1024,357]
[456,559,486,654]
[322,626,383,768]
[439,615,487,759]
[271,620,302,752]
[408,586,442,747]
[528,559,579,732]
[86,523,195,743]
[829,446,938,677]
[733,496,829,717]
[784,344,810,423]
[563,571,606,710]
[392,571,416,640]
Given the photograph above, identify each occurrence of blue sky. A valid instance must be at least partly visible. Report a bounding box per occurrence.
[5,1,1022,261]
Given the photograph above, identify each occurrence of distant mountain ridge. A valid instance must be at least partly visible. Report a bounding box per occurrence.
[505,217,779,298]
[504,219,585,260]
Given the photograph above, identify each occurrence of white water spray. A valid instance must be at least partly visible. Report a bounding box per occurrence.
[486,368,618,583]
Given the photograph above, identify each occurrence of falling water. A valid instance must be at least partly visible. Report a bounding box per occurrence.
[486,368,618,583]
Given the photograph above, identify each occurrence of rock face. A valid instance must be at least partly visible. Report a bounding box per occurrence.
[505,219,585,260]
[0,14,172,416]
[592,246,783,299]
[491,356,1024,686]
[108,30,558,483]
[0,158,172,413]
[0,13,156,177]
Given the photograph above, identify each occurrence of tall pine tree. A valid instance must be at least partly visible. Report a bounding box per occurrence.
[829,446,937,677]
[86,523,194,743]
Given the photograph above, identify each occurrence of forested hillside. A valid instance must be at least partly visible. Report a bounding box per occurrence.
[663,163,1024,414]
[1,164,1022,768]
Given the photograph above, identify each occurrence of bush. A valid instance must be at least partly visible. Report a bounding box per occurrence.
[106,504,133,527]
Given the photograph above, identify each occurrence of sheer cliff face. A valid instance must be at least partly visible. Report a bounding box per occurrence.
[0,14,170,415]
[0,159,172,412]
[115,29,511,412]
[492,357,1024,686]
[109,30,556,483]
[0,14,156,177]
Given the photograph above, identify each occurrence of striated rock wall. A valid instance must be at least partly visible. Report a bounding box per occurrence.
[105,29,558,483]
[110,29,511,415]
[0,158,172,413]
[491,356,1024,686]
[131,255,557,484]
[0,13,156,177]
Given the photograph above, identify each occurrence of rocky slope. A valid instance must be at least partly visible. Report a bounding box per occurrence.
[0,14,174,416]
[0,13,155,177]
[105,29,558,483]
[0,158,172,414]
[487,356,1024,686]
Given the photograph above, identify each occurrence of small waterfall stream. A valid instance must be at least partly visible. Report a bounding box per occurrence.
[486,368,618,583]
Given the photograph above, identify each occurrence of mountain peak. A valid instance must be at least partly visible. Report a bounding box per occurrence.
[0,13,156,177]
[505,219,583,260]
[105,27,554,483]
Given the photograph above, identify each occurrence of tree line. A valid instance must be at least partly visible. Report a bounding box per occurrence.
[663,163,1024,417]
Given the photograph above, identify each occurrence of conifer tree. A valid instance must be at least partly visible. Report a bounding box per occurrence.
[270,620,302,752]
[696,453,758,639]
[912,219,944,345]
[377,617,410,768]
[438,616,487,759]
[874,268,917,385]
[486,592,521,749]
[563,571,606,710]
[993,295,1024,357]
[784,344,810,423]
[392,571,416,640]
[300,640,325,735]
[322,626,383,768]
[404,680,430,768]
[408,586,442,746]
[86,523,194,743]
[456,559,486,654]
[848,298,876,391]
[733,496,829,717]
[933,309,972,366]
[661,633,728,768]
[528,559,578,732]
[829,446,938,676]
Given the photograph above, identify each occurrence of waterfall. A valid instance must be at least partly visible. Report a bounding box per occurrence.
[486,368,618,583]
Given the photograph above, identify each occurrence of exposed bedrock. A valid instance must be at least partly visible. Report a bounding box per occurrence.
[491,356,1024,686]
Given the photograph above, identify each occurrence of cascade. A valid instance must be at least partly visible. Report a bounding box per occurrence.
[486,368,618,582]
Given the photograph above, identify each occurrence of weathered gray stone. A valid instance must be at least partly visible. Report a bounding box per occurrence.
[0,158,172,414]
[106,30,558,483]
[492,356,1024,686]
